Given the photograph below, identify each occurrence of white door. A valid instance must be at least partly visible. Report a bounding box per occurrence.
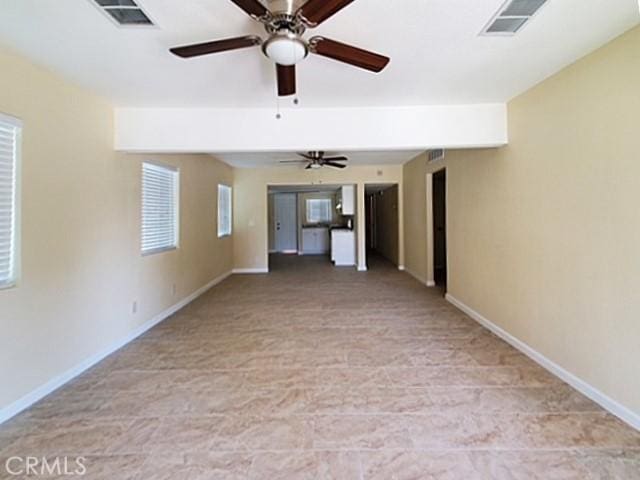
[274,193,298,252]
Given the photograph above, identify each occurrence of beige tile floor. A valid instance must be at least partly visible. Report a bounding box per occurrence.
[1,254,639,479]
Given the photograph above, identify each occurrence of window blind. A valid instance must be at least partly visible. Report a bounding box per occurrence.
[306,198,332,224]
[141,162,179,255]
[218,184,232,237]
[0,114,20,287]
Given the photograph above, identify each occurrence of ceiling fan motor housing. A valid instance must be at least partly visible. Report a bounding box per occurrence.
[266,0,306,16]
[264,13,306,35]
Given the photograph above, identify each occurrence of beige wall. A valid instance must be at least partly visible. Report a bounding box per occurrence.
[0,48,233,412]
[234,166,404,271]
[404,26,640,415]
[403,153,431,283]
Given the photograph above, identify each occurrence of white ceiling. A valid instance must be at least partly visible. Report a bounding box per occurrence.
[0,0,637,109]
[213,150,423,168]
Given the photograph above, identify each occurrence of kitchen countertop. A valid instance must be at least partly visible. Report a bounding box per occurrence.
[302,224,352,230]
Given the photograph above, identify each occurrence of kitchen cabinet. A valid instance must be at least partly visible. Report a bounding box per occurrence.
[302,227,329,254]
[337,185,355,216]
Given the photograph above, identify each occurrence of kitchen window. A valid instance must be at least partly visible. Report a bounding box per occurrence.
[306,198,332,224]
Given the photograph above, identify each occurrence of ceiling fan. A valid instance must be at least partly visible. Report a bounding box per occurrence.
[169,0,390,97]
[280,151,348,169]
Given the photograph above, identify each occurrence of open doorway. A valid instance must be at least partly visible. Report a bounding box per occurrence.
[365,184,399,270]
[267,185,356,272]
[432,169,447,291]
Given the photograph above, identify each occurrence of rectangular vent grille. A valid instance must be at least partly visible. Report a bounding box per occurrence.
[482,0,547,36]
[92,0,154,26]
[428,149,445,163]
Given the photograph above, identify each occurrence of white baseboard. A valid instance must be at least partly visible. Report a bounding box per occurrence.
[446,293,640,431]
[426,280,436,287]
[398,265,405,271]
[357,266,368,272]
[232,268,269,274]
[0,270,233,426]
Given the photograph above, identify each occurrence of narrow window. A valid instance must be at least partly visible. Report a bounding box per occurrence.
[141,162,179,255]
[0,113,21,288]
[218,184,232,238]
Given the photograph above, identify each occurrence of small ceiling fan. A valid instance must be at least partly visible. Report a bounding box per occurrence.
[169,0,390,97]
[280,151,348,169]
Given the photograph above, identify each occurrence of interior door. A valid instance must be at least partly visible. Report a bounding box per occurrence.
[274,193,298,252]
[432,169,447,290]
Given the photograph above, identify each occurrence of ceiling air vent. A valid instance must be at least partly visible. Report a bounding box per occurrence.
[428,149,445,163]
[92,0,154,27]
[481,0,548,36]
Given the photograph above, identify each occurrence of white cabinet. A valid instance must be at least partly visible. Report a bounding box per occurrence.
[331,229,356,266]
[337,185,355,216]
[302,228,329,254]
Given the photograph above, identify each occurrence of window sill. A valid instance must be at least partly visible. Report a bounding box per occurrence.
[142,246,178,257]
[0,280,17,291]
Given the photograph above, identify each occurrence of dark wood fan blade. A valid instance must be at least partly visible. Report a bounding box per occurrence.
[170,36,261,58]
[297,0,356,26]
[229,0,269,18]
[276,64,296,96]
[310,36,390,73]
[323,156,348,162]
[324,161,347,169]
[305,164,313,170]
[298,153,315,159]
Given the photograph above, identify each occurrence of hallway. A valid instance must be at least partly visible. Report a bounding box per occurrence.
[1,259,639,478]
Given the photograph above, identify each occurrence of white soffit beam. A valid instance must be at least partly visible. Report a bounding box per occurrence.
[114,104,508,153]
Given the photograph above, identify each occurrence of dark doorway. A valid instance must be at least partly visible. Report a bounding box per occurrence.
[365,184,399,269]
[432,169,447,291]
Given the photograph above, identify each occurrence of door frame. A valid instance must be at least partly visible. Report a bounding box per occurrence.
[363,182,401,270]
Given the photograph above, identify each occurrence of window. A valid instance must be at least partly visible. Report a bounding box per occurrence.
[306,198,332,224]
[141,162,179,255]
[0,114,21,288]
[218,184,232,238]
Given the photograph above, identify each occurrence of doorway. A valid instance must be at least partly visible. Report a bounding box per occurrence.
[273,193,298,253]
[365,184,399,269]
[432,169,447,291]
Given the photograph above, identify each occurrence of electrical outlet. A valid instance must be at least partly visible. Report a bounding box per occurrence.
[132,301,137,314]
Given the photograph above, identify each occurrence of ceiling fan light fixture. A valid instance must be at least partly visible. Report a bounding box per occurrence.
[262,32,308,66]
[310,163,322,169]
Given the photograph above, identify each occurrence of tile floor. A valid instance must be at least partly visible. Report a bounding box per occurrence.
[1,255,639,479]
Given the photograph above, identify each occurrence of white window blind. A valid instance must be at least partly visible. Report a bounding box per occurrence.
[141,162,179,255]
[218,184,232,237]
[306,198,332,224]
[0,114,20,288]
